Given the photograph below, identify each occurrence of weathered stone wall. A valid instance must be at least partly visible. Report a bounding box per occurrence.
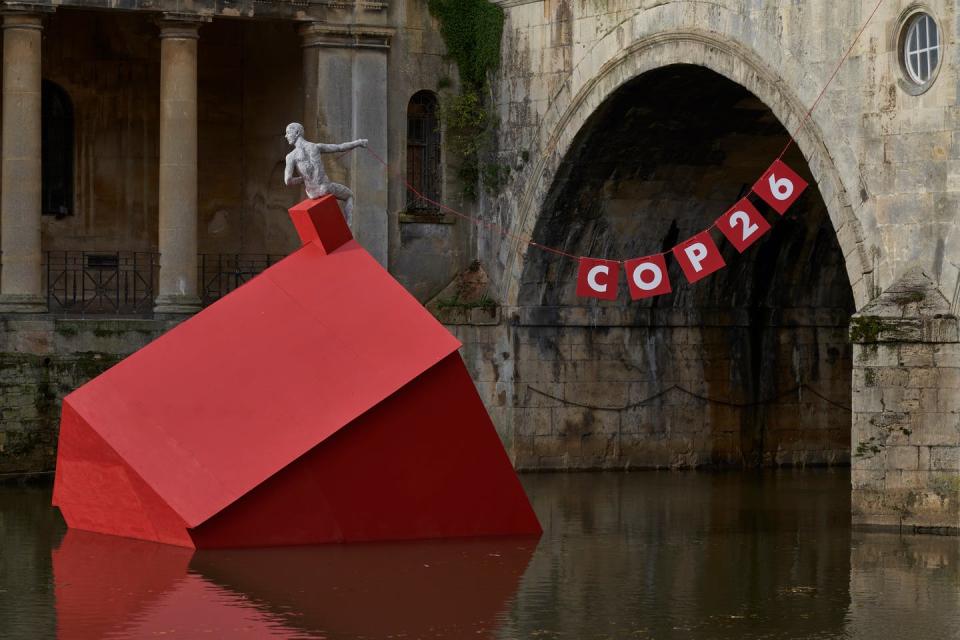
[851,269,960,532]
[456,317,850,470]
[487,0,960,308]
[450,63,856,470]
[0,318,172,474]
[38,9,303,257]
[386,1,477,302]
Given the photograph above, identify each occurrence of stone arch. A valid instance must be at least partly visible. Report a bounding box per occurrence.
[501,29,872,310]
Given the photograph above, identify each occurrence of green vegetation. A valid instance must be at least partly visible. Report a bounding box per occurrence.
[428,0,508,199]
[428,0,504,89]
[849,316,885,343]
[892,290,925,306]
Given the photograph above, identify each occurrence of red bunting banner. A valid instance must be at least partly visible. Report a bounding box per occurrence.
[716,198,770,253]
[672,231,726,284]
[624,254,671,300]
[753,159,808,215]
[574,159,809,300]
[576,258,620,300]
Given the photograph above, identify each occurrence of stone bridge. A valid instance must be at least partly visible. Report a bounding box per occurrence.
[448,0,959,531]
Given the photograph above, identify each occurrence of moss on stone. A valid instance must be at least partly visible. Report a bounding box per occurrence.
[849,316,885,343]
[428,0,506,199]
[892,290,925,306]
[427,0,503,90]
[55,325,78,338]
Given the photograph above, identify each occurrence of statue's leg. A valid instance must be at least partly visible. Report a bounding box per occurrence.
[327,182,355,229]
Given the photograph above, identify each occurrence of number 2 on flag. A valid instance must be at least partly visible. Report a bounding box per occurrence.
[752,159,808,215]
[717,198,770,253]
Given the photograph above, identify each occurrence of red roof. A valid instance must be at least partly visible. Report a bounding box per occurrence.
[63,197,461,529]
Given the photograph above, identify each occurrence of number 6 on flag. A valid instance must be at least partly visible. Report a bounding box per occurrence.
[752,159,808,215]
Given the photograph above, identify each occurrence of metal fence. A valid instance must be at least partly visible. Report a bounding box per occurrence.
[44,251,285,315]
[46,251,158,315]
[198,253,285,306]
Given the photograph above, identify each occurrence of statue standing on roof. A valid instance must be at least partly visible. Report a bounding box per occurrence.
[284,123,368,228]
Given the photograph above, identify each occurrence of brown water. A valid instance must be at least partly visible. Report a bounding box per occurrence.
[1,470,958,639]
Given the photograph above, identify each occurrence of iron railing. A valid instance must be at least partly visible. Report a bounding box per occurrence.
[44,251,286,315]
[46,251,158,315]
[198,253,285,306]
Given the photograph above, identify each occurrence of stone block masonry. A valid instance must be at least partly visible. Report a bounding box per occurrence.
[0,317,175,475]
[851,269,960,533]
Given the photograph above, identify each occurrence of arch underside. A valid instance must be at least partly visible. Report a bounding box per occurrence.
[509,64,855,470]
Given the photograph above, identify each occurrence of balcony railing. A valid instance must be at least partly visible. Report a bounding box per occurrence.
[198,253,285,307]
[44,251,285,316]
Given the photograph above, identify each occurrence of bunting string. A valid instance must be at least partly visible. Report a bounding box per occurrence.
[360,0,884,300]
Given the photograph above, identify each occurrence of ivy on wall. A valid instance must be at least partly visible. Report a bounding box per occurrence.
[427,0,507,199]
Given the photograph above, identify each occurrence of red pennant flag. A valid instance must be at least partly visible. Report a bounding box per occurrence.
[576,258,620,300]
[716,198,771,253]
[624,254,671,300]
[672,231,726,284]
[752,159,808,214]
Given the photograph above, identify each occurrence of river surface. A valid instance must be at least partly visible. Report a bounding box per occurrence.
[1,470,959,639]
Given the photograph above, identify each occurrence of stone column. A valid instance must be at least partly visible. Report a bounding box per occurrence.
[851,268,960,533]
[299,23,392,267]
[0,11,46,312]
[154,16,205,314]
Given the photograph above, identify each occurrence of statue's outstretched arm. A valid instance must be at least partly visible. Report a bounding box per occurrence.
[284,155,303,185]
[318,139,369,153]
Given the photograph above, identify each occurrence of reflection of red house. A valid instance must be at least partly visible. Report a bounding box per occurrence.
[54,529,536,639]
[53,196,541,548]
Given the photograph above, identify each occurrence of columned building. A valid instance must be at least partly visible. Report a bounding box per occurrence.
[0,0,462,315]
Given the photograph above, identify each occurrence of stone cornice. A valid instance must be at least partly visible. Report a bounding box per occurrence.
[157,13,211,39]
[489,0,541,7]
[0,2,54,19]
[299,22,393,49]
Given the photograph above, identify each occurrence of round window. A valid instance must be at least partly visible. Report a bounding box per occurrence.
[902,12,940,85]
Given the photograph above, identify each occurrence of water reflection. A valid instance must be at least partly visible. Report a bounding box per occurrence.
[2,471,960,639]
[54,531,536,639]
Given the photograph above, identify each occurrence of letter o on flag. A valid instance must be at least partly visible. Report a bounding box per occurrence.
[624,254,671,300]
[576,258,620,300]
[633,263,662,290]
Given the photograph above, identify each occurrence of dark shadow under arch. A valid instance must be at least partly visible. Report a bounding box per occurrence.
[516,64,855,468]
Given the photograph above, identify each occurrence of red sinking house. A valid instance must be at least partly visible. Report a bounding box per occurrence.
[52,196,541,548]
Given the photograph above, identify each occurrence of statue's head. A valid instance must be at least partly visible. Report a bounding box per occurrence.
[285,123,304,145]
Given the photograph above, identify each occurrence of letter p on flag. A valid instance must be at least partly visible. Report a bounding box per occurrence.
[672,231,726,284]
[576,258,620,300]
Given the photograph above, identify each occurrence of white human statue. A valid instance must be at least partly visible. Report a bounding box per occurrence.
[284,122,368,227]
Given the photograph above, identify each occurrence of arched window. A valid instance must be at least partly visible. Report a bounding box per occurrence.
[42,80,74,217]
[406,91,441,211]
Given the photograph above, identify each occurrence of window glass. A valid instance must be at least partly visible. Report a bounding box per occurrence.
[903,13,941,85]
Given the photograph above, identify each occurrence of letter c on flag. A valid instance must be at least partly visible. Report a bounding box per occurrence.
[576,258,620,300]
[587,265,610,292]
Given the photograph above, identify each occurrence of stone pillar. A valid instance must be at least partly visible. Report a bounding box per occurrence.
[299,23,392,266]
[0,11,46,312]
[851,268,960,533]
[154,16,205,314]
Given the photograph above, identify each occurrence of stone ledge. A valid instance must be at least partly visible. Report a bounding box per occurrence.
[398,211,456,225]
[511,305,853,328]
[850,267,959,344]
